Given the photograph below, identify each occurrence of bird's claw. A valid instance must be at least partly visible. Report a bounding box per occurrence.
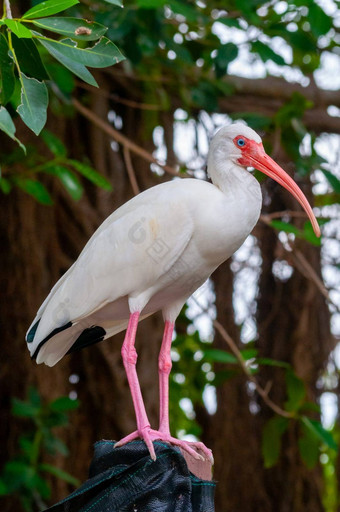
[115,427,156,460]
[115,428,213,464]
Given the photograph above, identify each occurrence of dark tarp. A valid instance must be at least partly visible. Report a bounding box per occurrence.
[45,440,216,512]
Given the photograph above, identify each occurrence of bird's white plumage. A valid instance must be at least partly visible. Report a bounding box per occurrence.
[27,124,263,366]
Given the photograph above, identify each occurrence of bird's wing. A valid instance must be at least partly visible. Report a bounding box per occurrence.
[27,189,194,356]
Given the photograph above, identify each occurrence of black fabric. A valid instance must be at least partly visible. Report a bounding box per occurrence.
[44,440,216,512]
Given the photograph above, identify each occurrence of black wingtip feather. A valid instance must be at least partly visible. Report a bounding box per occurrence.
[32,321,73,360]
[26,319,41,343]
[67,326,106,354]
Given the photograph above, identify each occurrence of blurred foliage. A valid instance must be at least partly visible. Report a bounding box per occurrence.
[170,318,338,471]
[0,0,338,227]
[0,128,112,203]
[322,425,340,512]
[0,0,124,141]
[0,387,79,511]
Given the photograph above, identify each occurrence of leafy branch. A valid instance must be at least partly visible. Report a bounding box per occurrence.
[0,387,80,511]
[0,128,112,203]
[0,0,125,147]
[72,97,183,177]
[192,296,338,469]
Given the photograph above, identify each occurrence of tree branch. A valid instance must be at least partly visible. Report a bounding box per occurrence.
[192,297,293,419]
[260,215,340,314]
[212,318,293,418]
[107,69,340,134]
[222,75,340,108]
[3,0,12,18]
[123,146,140,195]
[72,98,182,177]
[76,81,162,111]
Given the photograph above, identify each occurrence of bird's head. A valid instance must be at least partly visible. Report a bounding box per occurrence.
[208,123,320,237]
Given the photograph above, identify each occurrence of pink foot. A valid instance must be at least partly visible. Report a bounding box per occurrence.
[115,427,157,461]
[115,428,213,464]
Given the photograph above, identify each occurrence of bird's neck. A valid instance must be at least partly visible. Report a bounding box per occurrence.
[208,160,261,202]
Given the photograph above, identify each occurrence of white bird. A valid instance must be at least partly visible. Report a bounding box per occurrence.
[26,123,320,462]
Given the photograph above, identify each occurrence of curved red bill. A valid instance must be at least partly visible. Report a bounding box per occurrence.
[242,142,321,238]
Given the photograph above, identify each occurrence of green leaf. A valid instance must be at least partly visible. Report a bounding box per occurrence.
[4,20,32,38]
[252,41,285,66]
[301,417,338,452]
[137,0,166,7]
[41,129,67,156]
[302,221,321,247]
[315,192,340,207]
[2,461,35,489]
[15,178,53,205]
[234,0,260,23]
[33,473,51,499]
[215,43,238,78]
[298,422,320,469]
[0,106,26,152]
[36,36,125,69]
[308,4,333,37]
[285,369,306,412]
[39,463,80,486]
[270,219,301,236]
[240,348,258,360]
[0,33,15,104]
[320,169,340,194]
[103,0,123,4]
[0,478,8,495]
[256,357,291,369]
[32,17,107,41]
[11,35,49,81]
[203,348,237,364]
[300,401,321,414]
[47,166,83,200]
[288,32,316,53]
[28,386,42,407]
[43,435,69,456]
[11,398,39,418]
[68,159,112,190]
[262,416,289,468]
[168,0,200,22]
[37,37,98,87]
[19,436,36,457]
[191,80,219,111]
[213,368,239,385]
[17,73,48,135]
[22,0,80,20]
[213,80,234,96]
[231,112,271,131]
[271,218,322,247]
[217,18,241,29]
[0,177,12,194]
[49,396,79,412]
[45,61,75,94]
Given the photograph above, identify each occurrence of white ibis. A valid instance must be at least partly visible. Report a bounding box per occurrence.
[26,124,320,462]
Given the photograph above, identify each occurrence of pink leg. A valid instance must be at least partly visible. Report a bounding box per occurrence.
[115,315,213,463]
[115,312,155,459]
[158,321,174,434]
[156,320,213,464]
